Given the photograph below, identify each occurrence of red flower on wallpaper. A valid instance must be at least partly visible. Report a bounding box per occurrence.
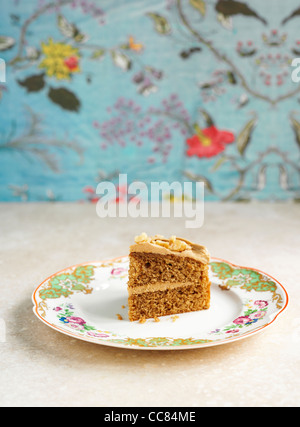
[186,124,235,158]
[64,55,80,71]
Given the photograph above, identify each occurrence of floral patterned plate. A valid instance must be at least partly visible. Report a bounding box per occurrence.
[32,256,288,350]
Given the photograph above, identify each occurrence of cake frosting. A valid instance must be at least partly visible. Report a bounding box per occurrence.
[130,233,210,264]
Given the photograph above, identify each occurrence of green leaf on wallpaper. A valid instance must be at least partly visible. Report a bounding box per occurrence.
[18,73,46,93]
[48,87,81,112]
[0,36,15,51]
[190,0,206,16]
[146,13,172,35]
[211,155,229,172]
[217,13,233,30]
[236,115,257,156]
[57,14,75,38]
[227,71,237,84]
[91,49,106,60]
[57,14,88,43]
[111,50,132,71]
[199,109,214,127]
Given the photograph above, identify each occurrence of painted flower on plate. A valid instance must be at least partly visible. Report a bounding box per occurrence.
[87,332,110,338]
[59,317,69,324]
[67,323,85,331]
[233,316,252,325]
[249,311,266,320]
[254,300,269,308]
[186,125,235,158]
[66,316,86,325]
[111,267,127,276]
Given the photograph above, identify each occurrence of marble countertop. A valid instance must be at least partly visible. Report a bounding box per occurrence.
[0,202,299,407]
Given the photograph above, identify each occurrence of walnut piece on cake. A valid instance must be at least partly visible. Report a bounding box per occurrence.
[127,233,211,322]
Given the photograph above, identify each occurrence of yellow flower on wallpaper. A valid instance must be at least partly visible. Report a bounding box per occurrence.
[39,38,81,80]
[128,36,143,52]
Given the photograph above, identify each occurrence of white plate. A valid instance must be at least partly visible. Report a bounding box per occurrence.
[32,256,288,350]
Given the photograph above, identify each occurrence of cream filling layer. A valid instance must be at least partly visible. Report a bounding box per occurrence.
[127,281,202,296]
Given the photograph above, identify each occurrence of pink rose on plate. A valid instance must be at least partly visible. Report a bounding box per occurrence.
[68,323,85,331]
[250,311,266,320]
[66,316,86,325]
[254,300,269,308]
[233,316,251,325]
[87,332,110,338]
[111,268,126,276]
[226,329,240,334]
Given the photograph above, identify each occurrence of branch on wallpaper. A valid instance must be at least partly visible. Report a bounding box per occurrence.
[11,0,78,64]
[202,146,300,201]
[7,2,164,112]
[176,0,300,106]
[0,106,84,172]
[7,0,300,108]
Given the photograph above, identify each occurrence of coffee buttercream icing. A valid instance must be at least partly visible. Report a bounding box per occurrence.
[130,233,210,264]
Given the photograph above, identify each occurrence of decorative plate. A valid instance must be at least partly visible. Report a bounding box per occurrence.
[32,256,288,350]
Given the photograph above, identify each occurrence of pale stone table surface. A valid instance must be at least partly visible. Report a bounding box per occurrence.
[0,202,299,407]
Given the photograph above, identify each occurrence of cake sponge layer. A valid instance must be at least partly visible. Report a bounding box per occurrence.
[128,252,207,287]
[128,283,210,322]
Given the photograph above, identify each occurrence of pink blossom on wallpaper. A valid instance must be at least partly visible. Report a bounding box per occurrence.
[96,94,190,164]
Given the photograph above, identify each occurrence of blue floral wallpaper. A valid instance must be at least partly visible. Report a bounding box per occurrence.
[1,0,300,202]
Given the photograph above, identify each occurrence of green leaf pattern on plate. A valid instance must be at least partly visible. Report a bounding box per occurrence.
[210,261,283,309]
[33,258,287,348]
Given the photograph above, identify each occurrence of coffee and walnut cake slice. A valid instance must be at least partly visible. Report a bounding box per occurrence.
[127,233,211,321]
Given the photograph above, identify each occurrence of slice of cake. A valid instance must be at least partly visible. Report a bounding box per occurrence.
[127,233,210,322]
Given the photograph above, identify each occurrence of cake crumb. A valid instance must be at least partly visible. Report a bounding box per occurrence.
[171,315,179,322]
[121,305,126,309]
[139,316,146,324]
[219,284,230,291]
[116,314,123,320]
[153,316,160,322]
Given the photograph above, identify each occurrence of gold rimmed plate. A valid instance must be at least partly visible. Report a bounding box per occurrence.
[32,256,288,350]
